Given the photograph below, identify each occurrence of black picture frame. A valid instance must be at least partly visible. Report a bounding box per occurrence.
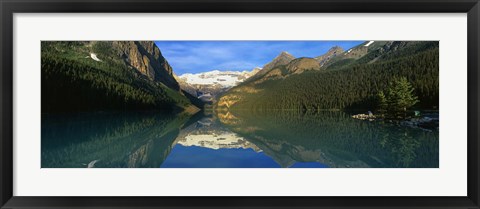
[1,0,479,208]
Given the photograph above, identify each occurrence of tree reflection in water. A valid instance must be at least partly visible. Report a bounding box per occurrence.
[41,110,438,168]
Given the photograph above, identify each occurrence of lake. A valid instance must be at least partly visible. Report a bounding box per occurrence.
[41,110,439,168]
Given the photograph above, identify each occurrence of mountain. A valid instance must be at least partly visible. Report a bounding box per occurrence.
[180,70,256,88]
[218,41,439,111]
[315,46,344,67]
[322,41,438,70]
[247,51,295,81]
[286,57,321,74]
[110,41,180,90]
[250,57,322,83]
[263,51,295,71]
[177,68,259,102]
[250,66,262,75]
[41,41,202,113]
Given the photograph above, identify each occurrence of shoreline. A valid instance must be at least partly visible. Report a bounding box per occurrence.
[351,111,439,131]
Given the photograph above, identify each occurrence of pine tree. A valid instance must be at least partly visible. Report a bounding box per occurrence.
[385,76,419,116]
[377,91,388,113]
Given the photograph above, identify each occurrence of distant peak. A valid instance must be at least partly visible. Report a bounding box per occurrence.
[251,67,262,73]
[327,46,344,53]
[315,46,345,61]
[275,51,295,60]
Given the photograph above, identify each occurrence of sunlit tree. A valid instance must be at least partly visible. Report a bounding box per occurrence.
[377,76,419,117]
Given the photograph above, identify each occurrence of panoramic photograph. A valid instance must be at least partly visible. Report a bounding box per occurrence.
[41,40,439,168]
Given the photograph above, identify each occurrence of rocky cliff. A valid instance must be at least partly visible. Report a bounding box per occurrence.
[315,46,344,67]
[286,57,321,74]
[111,41,180,90]
[41,41,201,113]
[248,51,295,81]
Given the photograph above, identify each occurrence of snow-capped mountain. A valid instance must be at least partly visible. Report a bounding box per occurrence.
[179,69,260,88]
[177,68,260,102]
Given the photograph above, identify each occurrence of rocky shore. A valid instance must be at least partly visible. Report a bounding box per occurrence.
[351,112,439,131]
[399,115,439,130]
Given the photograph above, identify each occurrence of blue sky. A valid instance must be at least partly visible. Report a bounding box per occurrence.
[154,41,364,75]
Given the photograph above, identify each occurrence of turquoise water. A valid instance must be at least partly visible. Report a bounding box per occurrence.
[41,111,439,168]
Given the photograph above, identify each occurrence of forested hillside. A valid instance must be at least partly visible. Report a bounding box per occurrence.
[217,41,439,111]
[42,41,202,113]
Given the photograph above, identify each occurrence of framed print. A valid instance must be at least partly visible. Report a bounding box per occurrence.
[1,0,479,208]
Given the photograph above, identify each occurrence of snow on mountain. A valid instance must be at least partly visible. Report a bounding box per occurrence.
[364,41,375,47]
[177,68,261,103]
[178,68,260,88]
[90,53,102,62]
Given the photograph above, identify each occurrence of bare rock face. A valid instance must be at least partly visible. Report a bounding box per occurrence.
[112,41,180,90]
[286,57,321,74]
[380,41,410,53]
[263,51,295,71]
[343,45,369,59]
[250,51,295,80]
[250,67,262,75]
[253,57,321,83]
[315,46,344,67]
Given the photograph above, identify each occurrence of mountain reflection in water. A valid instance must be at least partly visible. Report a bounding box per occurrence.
[41,110,438,168]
